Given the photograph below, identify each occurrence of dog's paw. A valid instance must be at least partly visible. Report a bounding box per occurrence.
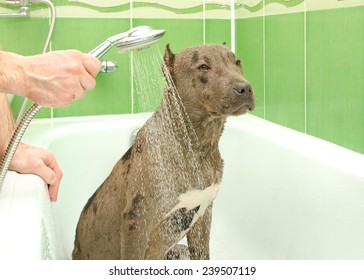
[164,244,190,260]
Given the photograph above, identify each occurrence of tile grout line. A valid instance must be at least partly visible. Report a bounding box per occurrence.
[230,0,235,52]
[203,0,206,44]
[304,0,307,133]
[49,9,54,120]
[263,0,266,119]
[130,0,134,114]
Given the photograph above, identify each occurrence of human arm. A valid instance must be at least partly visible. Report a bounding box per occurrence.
[0,93,15,158]
[0,94,62,201]
[0,50,101,107]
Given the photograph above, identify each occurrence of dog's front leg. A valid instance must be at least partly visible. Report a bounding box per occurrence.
[145,202,205,259]
[119,195,156,259]
[187,204,212,260]
[144,216,185,260]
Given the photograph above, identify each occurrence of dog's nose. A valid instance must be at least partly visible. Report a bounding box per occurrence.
[234,82,253,96]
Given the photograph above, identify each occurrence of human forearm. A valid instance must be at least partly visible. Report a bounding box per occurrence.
[0,93,15,158]
[0,51,26,97]
[0,50,101,107]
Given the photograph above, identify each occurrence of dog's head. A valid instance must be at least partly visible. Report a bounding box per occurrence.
[164,44,255,118]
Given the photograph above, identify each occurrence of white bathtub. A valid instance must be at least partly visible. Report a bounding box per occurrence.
[1,113,364,260]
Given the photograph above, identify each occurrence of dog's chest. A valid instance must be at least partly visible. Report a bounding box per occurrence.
[164,184,220,237]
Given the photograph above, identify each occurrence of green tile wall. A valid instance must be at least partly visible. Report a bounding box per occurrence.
[236,17,264,118]
[0,18,48,54]
[306,6,364,154]
[0,18,52,118]
[236,5,364,154]
[0,1,231,117]
[265,12,305,132]
[205,19,231,47]
[1,1,363,155]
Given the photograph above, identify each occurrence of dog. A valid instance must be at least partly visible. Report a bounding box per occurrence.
[72,43,255,260]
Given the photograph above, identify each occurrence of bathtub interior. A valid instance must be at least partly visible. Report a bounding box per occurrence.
[0,171,56,260]
[26,113,150,259]
[217,118,364,259]
[1,113,364,260]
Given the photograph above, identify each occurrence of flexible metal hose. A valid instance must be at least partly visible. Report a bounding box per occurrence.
[0,0,56,189]
[0,104,42,187]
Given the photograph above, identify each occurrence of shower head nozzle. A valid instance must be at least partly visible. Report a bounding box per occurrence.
[116,26,166,52]
[89,25,166,59]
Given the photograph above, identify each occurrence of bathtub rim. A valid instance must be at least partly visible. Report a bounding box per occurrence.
[24,112,364,182]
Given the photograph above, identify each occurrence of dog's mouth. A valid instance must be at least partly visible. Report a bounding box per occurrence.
[232,104,252,115]
[208,102,255,118]
[206,94,256,117]
[232,101,255,115]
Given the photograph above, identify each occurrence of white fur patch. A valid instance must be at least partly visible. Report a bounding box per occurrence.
[166,183,221,224]
[164,184,220,255]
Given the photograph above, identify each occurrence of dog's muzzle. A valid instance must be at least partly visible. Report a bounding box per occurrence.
[234,81,253,97]
[234,81,255,111]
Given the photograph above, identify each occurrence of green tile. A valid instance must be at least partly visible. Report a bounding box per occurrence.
[0,18,52,118]
[133,18,203,53]
[0,18,49,55]
[306,6,364,154]
[205,19,231,47]
[51,18,132,117]
[236,17,264,118]
[265,12,305,132]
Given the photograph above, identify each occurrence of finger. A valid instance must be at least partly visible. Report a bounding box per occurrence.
[31,149,60,186]
[79,72,96,92]
[35,148,58,167]
[35,162,57,186]
[41,153,63,202]
[72,84,86,100]
[48,161,63,202]
[82,54,102,78]
[48,177,60,202]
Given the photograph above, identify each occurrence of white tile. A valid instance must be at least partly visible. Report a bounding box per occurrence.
[306,0,364,12]
[132,0,204,19]
[264,0,305,16]
[204,0,232,19]
[56,0,130,18]
[235,0,264,19]
[69,0,129,7]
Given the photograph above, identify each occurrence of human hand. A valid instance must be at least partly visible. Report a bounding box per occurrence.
[0,50,101,107]
[9,143,63,202]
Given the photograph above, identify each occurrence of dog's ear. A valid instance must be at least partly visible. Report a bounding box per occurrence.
[164,43,175,73]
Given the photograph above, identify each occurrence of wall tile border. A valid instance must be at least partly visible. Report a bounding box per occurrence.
[235,0,363,19]
[0,1,233,19]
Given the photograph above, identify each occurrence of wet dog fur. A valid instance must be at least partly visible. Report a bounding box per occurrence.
[72,44,255,260]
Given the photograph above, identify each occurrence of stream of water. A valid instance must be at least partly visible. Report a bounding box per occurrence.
[129,45,211,256]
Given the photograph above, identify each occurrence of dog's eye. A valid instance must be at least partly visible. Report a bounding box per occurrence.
[236,59,241,66]
[198,64,210,71]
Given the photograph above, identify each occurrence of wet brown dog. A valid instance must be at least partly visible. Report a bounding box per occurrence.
[72,44,255,260]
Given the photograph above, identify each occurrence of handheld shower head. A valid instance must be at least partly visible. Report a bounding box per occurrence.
[89,25,165,59]
[116,26,166,52]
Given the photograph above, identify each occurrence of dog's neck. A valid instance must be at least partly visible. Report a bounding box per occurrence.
[189,112,226,151]
[164,94,226,152]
